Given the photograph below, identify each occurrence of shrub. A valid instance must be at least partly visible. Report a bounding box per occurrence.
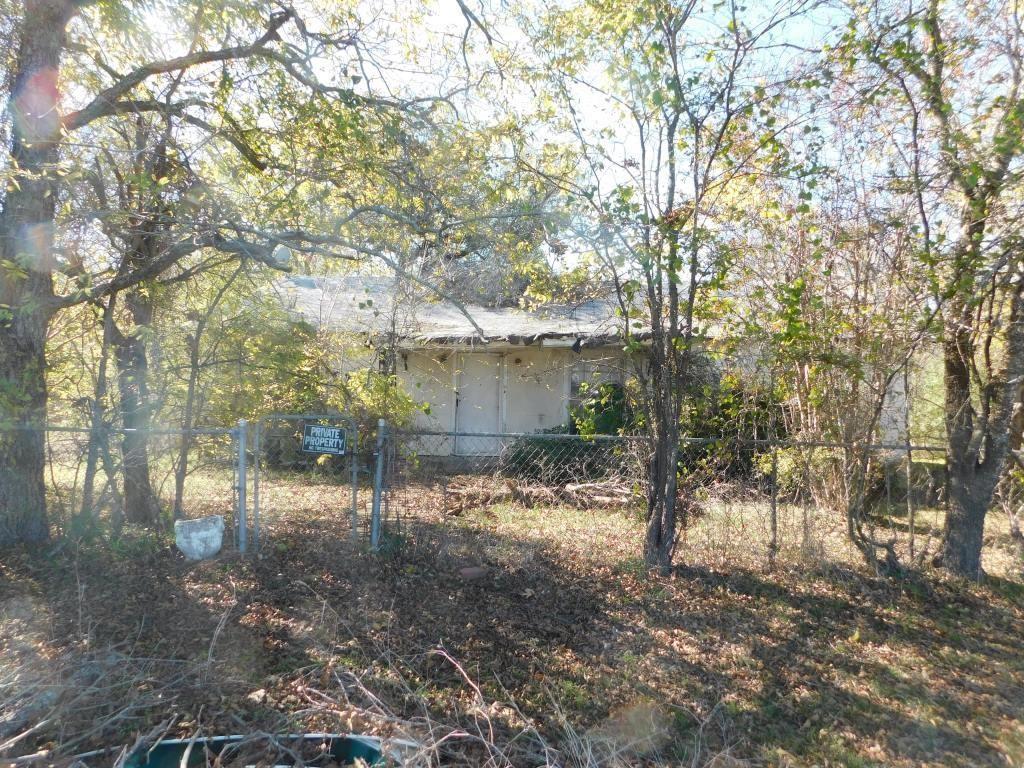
[678,374,788,479]
[753,445,893,509]
[571,381,633,436]
[333,368,418,429]
[499,434,621,484]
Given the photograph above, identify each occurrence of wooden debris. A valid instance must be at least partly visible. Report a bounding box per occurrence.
[563,481,634,508]
[444,476,636,514]
[444,479,512,515]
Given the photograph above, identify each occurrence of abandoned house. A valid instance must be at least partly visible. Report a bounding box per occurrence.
[272,274,638,454]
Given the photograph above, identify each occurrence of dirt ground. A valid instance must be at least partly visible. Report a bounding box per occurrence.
[1,486,1023,767]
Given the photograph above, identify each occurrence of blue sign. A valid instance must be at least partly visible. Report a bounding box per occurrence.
[301,424,346,455]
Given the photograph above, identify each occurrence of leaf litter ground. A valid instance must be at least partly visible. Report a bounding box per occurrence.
[1,478,1022,767]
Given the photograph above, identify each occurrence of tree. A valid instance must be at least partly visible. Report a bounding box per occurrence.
[525,0,816,572]
[730,138,934,571]
[0,0,556,542]
[840,0,1024,578]
[0,0,390,545]
[77,106,289,528]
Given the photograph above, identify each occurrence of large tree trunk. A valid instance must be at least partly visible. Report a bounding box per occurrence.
[0,328,51,547]
[940,315,990,578]
[942,479,990,578]
[644,421,679,574]
[643,329,682,574]
[0,0,77,547]
[112,288,162,527]
[939,283,1024,578]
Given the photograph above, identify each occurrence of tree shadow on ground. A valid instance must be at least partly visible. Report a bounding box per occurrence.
[4,508,1022,767]
[0,536,321,755]
[246,509,1024,766]
[662,562,1024,767]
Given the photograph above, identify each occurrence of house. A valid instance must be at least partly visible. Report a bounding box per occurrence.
[272,274,638,454]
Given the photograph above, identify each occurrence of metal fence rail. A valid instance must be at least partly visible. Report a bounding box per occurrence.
[0,422,243,546]
[378,428,949,568]
[389,429,647,480]
[3,417,954,569]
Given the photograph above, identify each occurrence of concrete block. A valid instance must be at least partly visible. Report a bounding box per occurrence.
[174,515,224,560]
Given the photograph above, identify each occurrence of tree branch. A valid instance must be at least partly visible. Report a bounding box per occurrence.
[229,224,488,338]
[53,227,294,309]
[63,10,294,132]
[177,113,267,171]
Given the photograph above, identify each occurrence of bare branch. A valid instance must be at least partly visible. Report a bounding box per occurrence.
[63,10,294,132]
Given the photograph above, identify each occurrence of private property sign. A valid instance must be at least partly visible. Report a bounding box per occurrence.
[301,424,347,455]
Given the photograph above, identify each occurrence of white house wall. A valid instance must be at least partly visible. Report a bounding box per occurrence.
[397,350,457,455]
[879,370,909,446]
[390,345,629,455]
[504,347,572,433]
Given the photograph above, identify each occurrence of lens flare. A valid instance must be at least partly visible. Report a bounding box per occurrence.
[13,67,61,145]
[17,222,55,273]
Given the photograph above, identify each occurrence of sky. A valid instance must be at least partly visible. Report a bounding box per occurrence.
[1,0,959,278]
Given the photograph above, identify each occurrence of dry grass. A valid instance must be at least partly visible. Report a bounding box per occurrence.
[1,472,1022,767]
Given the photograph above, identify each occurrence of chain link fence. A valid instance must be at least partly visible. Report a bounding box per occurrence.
[379,430,649,539]
[673,438,947,568]
[1,424,242,545]
[4,419,953,570]
[4,413,385,554]
[378,428,948,569]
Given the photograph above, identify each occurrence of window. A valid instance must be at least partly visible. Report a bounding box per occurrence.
[569,357,624,411]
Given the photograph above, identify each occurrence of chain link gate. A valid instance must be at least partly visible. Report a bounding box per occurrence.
[250,413,364,550]
[375,428,649,535]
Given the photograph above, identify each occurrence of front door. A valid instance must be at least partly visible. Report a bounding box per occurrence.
[455,353,502,455]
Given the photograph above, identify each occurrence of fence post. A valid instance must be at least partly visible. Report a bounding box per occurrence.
[906,441,915,561]
[237,418,248,555]
[769,445,778,568]
[252,419,261,553]
[350,423,358,542]
[371,418,386,550]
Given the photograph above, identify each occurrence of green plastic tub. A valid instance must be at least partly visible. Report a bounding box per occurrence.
[120,733,384,768]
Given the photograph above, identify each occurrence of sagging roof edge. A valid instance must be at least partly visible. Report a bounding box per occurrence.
[357,330,654,348]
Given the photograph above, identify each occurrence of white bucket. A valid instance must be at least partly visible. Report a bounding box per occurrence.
[174,515,225,560]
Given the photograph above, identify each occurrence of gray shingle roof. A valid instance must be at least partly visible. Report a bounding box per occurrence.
[269,274,634,345]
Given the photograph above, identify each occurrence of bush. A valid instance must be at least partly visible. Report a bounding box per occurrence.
[753,445,897,509]
[678,374,788,479]
[333,368,418,428]
[682,374,786,440]
[499,435,621,484]
[571,382,633,436]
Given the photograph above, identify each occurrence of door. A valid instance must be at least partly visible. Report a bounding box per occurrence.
[455,353,502,455]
